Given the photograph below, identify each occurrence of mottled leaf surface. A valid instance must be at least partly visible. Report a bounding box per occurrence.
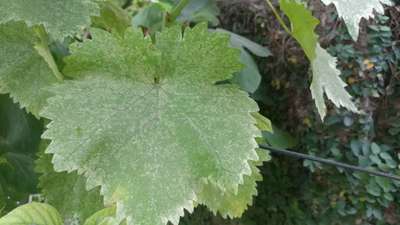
[0,22,59,116]
[197,149,269,218]
[36,142,103,224]
[0,0,99,39]
[320,0,392,40]
[41,25,260,225]
[280,0,357,120]
[0,202,62,225]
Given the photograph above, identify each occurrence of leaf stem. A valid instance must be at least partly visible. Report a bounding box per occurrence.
[168,0,190,24]
[33,26,64,81]
[265,0,292,35]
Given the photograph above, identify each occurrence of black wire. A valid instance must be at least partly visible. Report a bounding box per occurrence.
[258,144,400,181]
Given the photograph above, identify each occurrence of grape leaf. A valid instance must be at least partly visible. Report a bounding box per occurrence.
[84,207,126,225]
[214,29,271,93]
[132,4,165,33]
[0,202,62,225]
[197,149,269,218]
[36,141,104,224]
[279,0,357,120]
[92,0,131,35]
[0,22,59,117]
[176,0,220,26]
[41,25,260,225]
[220,29,271,57]
[0,0,100,40]
[320,0,392,41]
[310,44,358,119]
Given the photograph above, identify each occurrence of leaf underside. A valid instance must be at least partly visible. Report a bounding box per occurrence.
[280,0,358,120]
[320,0,392,41]
[41,25,262,225]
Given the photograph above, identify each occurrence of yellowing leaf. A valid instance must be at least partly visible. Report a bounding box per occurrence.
[197,149,270,218]
[0,202,62,225]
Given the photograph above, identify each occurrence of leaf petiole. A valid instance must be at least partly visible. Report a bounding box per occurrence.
[33,26,64,81]
[265,0,292,35]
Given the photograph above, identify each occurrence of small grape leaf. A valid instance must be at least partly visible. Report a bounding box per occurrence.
[320,0,392,41]
[196,149,270,218]
[279,0,358,120]
[310,44,358,119]
[92,0,131,35]
[0,22,59,117]
[0,202,63,225]
[84,207,126,225]
[41,25,260,225]
[36,141,104,224]
[0,0,100,40]
[214,29,271,93]
[176,0,220,26]
[132,4,165,33]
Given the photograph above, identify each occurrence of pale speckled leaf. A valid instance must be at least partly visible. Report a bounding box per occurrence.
[36,141,104,224]
[0,22,59,117]
[320,0,392,41]
[0,0,99,40]
[280,0,357,120]
[311,44,358,119]
[0,202,62,225]
[41,25,260,225]
[197,149,270,218]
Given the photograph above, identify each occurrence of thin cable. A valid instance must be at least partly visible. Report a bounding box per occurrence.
[259,144,400,181]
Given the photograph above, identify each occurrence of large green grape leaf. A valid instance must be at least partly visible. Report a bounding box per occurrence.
[0,22,59,116]
[0,94,42,213]
[320,0,392,41]
[0,202,62,225]
[0,0,100,40]
[279,0,358,120]
[36,141,104,224]
[197,149,269,218]
[41,25,260,225]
